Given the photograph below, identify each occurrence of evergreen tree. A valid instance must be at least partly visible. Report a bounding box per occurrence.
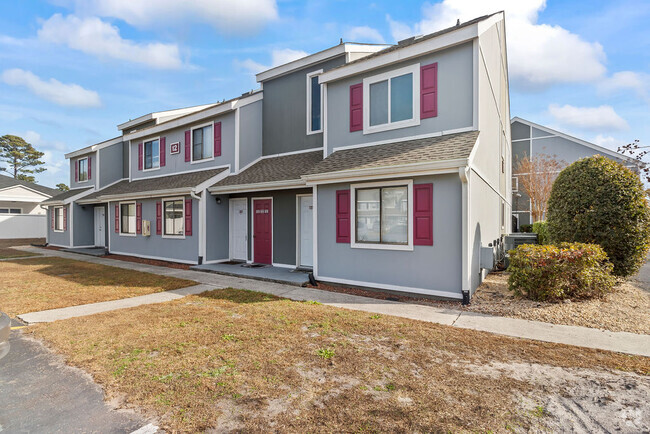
[0,135,46,182]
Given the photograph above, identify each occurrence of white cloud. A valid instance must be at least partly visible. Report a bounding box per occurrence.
[236,48,309,75]
[344,26,385,44]
[599,71,650,102]
[38,14,183,69]
[592,134,625,151]
[387,0,607,87]
[54,0,278,35]
[548,104,629,131]
[1,68,101,107]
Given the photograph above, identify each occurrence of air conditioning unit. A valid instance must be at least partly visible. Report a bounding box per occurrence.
[142,220,151,236]
[504,233,538,253]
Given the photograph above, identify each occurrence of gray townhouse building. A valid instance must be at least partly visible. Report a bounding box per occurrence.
[42,12,511,301]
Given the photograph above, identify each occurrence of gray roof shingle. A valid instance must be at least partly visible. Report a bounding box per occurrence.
[41,187,93,205]
[212,150,323,189]
[307,131,479,176]
[0,174,59,196]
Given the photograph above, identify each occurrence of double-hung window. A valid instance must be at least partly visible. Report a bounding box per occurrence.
[306,69,323,134]
[144,139,160,170]
[0,208,21,214]
[164,199,184,236]
[120,203,136,235]
[54,207,64,231]
[78,158,88,182]
[364,64,420,134]
[354,184,409,246]
[192,124,213,162]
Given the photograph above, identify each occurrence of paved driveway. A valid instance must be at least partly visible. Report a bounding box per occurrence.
[0,328,148,433]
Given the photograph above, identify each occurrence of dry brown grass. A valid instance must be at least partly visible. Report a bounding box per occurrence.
[0,257,196,316]
[0,237,44,248]
[0,247,40,259]
[468,273,650,334]
[30,288,649,433]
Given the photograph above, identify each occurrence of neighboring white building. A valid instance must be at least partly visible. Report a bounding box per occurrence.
[0,174,58,239]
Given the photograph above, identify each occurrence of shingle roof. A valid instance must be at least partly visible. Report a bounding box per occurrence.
[41,187,93,205]
[211,151,323,189]
[81,168,227,201]
[307,131,479,176]
[0,174,59,196]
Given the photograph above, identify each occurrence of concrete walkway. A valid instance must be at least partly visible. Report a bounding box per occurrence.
[11,246,650,357]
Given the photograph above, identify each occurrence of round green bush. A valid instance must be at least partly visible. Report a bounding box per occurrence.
[547,155,650,277]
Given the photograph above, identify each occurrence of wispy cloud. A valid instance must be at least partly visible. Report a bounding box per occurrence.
[38,14,183,69]
[599,71,650,102]
[1,68,101,107]
[548,104,629,131]
[344,26,385,44]
[235,48,309,76]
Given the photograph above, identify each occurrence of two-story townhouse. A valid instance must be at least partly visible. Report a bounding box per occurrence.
[511,117,640,230]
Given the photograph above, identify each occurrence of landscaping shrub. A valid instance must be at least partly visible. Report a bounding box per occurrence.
[532,221,549,245]
[547,155,650,277]
[519,224,533,233]
[507,242,616,302]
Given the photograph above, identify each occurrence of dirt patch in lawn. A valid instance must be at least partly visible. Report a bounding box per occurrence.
[467,273,650,335]
[0,238,45,248]
[103,254,191,270]
[0,257,196,317]
[0,247,40,259]
[29,288,649,433]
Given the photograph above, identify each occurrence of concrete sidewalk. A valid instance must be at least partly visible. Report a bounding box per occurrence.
[11,246,650,357]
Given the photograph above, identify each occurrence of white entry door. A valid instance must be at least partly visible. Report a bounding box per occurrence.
[94,206,105,247]
[299,195,313,267]
[230,199,248,260]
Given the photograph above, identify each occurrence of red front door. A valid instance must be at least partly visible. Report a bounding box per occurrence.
[253,199,272,264]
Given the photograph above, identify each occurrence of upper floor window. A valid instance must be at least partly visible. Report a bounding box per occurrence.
[120,202,136,235]
[192,124,213,162]
[363,64,420,134]
[144,139,160,170]
[306,70,323,134]
[78,157,88,182]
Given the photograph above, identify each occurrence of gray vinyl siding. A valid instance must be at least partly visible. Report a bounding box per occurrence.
[206,193,230,262]
[99,142,125,188]
[511,121,530,140]
[316,175,462,296]
[325,42,474,155]
[239,100,263,170]
[72,203,94,246]
[262,55,346,156]
[47,205,70,246]
[532,136,629,165]
[69,152,96,190]
[108,196,200,263]
[130,112,235,180]
[532,127,548,138]
[123,142,129,178]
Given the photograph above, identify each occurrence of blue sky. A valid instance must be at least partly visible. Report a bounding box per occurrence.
[1,0,649,187]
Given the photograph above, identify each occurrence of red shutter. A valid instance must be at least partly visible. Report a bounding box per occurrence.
[88,156,92,179]
[51,209,54,229]
[160,137,166,167]
[138,142,143,171]
[136,203,142,235]
[420,63,438,119]
[63,207,67,231]
[413,183,433,246]
[349,83,363,132]
[184,130,191,162]
[114,204,119,233]
[336,189,350,243]
[214,122,221,157]
[156,201,162,235]
[74,160,78,182]
[184,198,192,236]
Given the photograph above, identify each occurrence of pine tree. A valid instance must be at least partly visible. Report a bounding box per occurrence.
[0,135,46,183]
[56,183,69,191]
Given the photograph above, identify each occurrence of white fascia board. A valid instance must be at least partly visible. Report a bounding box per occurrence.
[303,159,468,185]
[256,43,391,83]
[510,117,638,164]
[90,188,192,203]
[476,12,504,35]
[208,179,306,194]
[45,187,96,206]
[65,137,123,159]
[233,91,263,109]
[319,25,478,84]
[117,104,217,131]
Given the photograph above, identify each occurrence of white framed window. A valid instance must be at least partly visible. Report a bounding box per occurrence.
[306,69,323,135]
[191,123,214,163]
[119,201,136,236]
[163,197,185,238]
[54,206,64,232]
[351,179,413,251]
[512,176,518,192]
[0,208,22,214]
[363,64,420,135]
[144,138,160,171]
[78,157,89,182]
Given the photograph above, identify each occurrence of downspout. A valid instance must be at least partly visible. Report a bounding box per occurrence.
[459,166,470,305]
[190,190,204,264]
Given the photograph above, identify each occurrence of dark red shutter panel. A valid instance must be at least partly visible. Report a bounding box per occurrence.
[156,201,162,235]
[138,142,143,170]
[420,63,438,119]
[214,122,221,157]
[88,156,92,179]
[184,198,192,236]
[63,207,67,231]
[136,203,142,235]
[51,209,54,229]
[160,137,166,167]
[184,130,191,162]
[349,83,363,132]
[114,204,119,233]
[74,160,78,182]
[336,189,350,243]
[413,183,433,246]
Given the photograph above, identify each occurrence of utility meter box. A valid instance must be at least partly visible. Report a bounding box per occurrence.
[142,220,151,236]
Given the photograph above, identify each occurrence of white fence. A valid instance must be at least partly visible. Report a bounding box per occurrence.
[0,214,46,239]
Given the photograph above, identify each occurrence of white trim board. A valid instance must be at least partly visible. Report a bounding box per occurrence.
[65,136,122,159]
[306,69,324,135]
